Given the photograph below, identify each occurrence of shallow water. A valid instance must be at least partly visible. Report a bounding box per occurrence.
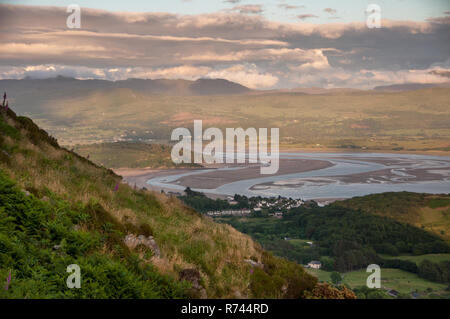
[147,152,450,200]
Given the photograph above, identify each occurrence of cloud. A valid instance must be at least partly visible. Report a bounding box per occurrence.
[324,8,337,15]
[297,14,318,20]
[231,5,263,15]
[278,4,305,10]
[0,4,448,89]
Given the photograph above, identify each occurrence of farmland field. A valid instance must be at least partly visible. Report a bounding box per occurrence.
[307,268,449,297]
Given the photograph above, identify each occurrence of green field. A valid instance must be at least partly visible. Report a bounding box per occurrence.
[72,142,200,169]
[288,239,313,249]
[307,268,449,297]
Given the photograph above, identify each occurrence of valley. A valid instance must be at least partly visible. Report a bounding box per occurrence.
[2,78,449,154]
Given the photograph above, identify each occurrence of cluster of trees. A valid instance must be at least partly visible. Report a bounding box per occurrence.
[178,187,233,212]
[418,260,450,284]
[179,188,271,213]
[379,258,418,274]
[285,206,449,257]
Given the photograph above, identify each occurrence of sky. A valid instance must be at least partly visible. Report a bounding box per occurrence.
[1,0,449,24]
[0,1,449,89]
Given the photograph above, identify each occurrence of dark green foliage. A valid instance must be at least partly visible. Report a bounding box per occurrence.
[0,170,188,298]
[0,115,20,141]
[418,260,450,284]
[15,116,59,148]
[332,192,429,215]
[353,286,392,299]
[320,256,335,271]
[218,205,450,273]
[330,272,342,285]
[380,258,418,274]
[179,188,233,213]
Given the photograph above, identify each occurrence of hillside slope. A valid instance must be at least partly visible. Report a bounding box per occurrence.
[332,192,450,241]
[0,105,354,298]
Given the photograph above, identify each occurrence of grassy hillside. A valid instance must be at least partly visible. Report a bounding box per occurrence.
[332,192,450,241]
[9,86,450,152]
[0,106,355,299]
[72,142,200,169]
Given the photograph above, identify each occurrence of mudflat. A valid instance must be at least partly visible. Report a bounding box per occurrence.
[171,159,333,189]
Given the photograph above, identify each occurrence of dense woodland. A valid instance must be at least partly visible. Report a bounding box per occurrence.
[215,205,450,285]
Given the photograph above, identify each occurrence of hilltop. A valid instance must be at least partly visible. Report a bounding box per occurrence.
[0,76,251,99]
[0,103,357,298]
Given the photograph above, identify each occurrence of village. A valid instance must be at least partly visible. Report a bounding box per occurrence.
[205,195,305,218]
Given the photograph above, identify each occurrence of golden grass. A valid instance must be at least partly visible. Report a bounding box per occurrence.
[0,127,266,298]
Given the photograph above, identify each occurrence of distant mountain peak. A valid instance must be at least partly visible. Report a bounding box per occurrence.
[1,77,251,96]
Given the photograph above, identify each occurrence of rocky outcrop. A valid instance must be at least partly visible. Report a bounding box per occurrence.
[244,259,264,269]
[124,234,161,258]
[179,269,207,299]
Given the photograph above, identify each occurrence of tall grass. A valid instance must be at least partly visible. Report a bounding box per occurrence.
[0,110,322,298]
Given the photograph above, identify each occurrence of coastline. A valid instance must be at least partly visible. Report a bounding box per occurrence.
[279,147,450,157]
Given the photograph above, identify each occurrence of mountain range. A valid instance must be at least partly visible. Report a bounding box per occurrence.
[0,76,251,97]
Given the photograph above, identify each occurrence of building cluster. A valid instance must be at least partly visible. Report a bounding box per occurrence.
[254,197,304,211]
[206,196,305,218]
[206,209,252,217]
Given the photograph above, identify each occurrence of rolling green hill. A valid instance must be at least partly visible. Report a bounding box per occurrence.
[4,78,449,153]
[332,192,450,241]
[72,142,200,169]
[0,105,354,299]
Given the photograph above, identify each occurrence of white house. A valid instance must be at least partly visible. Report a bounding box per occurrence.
[307,261,322,269]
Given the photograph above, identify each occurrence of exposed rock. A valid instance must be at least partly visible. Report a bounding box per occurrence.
[124,233,161,258]
[1,149,11,158]
[244,259,263,269]
[179,269,207,299]
[21,189,31,196]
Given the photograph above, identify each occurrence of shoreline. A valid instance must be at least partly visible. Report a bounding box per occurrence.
[114,151,450,201]
[279,147,450,157]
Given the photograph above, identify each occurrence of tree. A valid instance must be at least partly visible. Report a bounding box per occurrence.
[330,271,342,285]
[320,256,335,271]
[418,260,440,282]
